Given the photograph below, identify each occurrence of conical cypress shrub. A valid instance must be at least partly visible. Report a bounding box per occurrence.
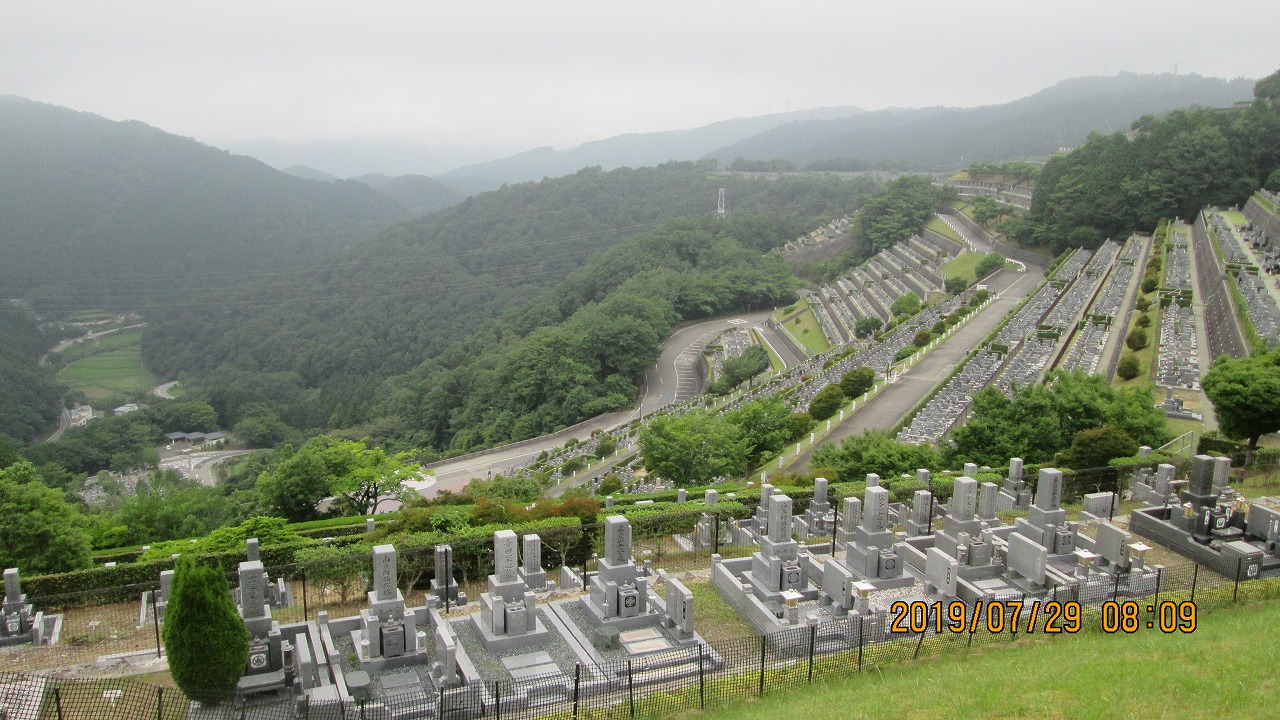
[163,555,249,703]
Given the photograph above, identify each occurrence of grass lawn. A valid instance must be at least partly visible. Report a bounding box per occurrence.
[925,216,963,245]
[685,579,755,643]
[1221,210,1248,226]
[57,330,144,363]
[752,330,786,371]
[943,251,982,283]
[784,304,831,355]
[694,599,1280,720]
[56,334,157,402]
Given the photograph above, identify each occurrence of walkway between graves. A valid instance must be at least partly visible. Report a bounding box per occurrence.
[790,267,1043,471]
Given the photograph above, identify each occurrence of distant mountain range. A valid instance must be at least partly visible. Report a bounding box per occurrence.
[705,73,1257,169]
[434,106,863,190]
[0,95,408,309]
[426,73,1255,190]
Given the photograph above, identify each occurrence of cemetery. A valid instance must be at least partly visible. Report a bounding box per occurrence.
[1130,454,1280,580]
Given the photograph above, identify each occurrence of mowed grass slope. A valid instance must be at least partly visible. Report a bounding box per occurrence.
[56,332,157,401]
[694,600,1280,720]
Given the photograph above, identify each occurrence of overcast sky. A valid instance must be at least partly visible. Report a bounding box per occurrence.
[3,1,1277,175]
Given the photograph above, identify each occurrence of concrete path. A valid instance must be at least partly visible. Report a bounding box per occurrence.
[791,267,1043,471]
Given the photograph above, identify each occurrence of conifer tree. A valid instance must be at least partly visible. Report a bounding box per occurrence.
[163,555,249,703]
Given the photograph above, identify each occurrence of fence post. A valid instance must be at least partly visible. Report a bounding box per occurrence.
[758,634,766,696]
[54,688,64,720]
[830,508,839,556]
[301,566,309,621]
[1234,557,1243,603]
[1112,570,1122,602]
[857,616,865,672]
[438,688,444,720]
[712,513,720,556]
[494,680,501,720]
[572,663,582,720]
[698,644,706,710]
[628,659,636,719]
[913,624,927,659]
[1191,563,1199,604]
[582,562,589,591]
[150,590,163,658]
[156,687,163,720]
[1153,566,1162,612]
[807,623,817,682]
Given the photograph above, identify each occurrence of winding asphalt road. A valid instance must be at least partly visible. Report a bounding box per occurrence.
[423,311,779,495]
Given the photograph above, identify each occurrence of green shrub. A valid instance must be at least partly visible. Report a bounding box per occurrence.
[163,555,249,704]
[1126,327,1149,351]
[808,385,846,422]
[1116,354,1141,380]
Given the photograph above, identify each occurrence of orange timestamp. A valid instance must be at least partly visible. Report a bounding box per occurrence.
[887,599,1199,635]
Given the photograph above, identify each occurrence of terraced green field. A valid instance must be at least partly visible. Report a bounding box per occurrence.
[943,251,982,282]
[56,334,157,401]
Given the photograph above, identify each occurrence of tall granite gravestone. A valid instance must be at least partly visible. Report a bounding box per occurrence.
[745,494,810,599]
[836,496,861,546]
[997,458,1031,511]
[236,561,290,696]
[934,476,985,560]
[906,489,933,537]
[695,490,719,548]
[0,569,52,647]
[1011,468,1075,555]
[977,482,998,522]
[234,539,293,610]
[518,534,553,592]
[354,545,425,670]
[839,485,910,589]
[798,478,832,539]
[583,516,651,626]
[475,530,548,649]
[430,544,465,606]
[139,569,175,627]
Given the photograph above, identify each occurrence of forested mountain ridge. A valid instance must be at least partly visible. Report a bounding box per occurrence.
[0,96,406,310]
[1009,71,1280,252]
[435,107,863,190]
[705,73,1256,170]
[143,165,877,446]
[0,306,63,442]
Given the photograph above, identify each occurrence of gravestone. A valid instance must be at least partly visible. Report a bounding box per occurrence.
[0,569,47,646]
[906,489,933,537]
[837,496,862,545]
[430,545,465,606]
[924,547,959,598]
[584,516,650,624]
[1081,492,1117,521]
[840,485,908,587]
[1006,533,1048,588]
[519,534,552,591]
[476,531,547,649]
[663,578,695,639]
[236,560,289,695]
[744,494,814,605]
[354,545,425,669]
[977,482,998,521]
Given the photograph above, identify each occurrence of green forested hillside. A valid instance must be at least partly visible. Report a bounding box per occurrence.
[707,73,1255,170]
[0,96,405,310]
[143,165,875,448]
[352,173,465,216]
[1010,72,1280,252]
[0,306,63,442]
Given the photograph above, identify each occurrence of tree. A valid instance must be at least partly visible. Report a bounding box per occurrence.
[811,430,938,482]
[163,555,249,704]
[639,411,749,486]
[855,316,883,339]
[975,253,1005,278]
[1126,328,1148,351]
[1202,350,1280,460]
[786,412,815,441]
[890,292,921,317]
[1056,426,1138,471]
[945,276,969,295]
[912,330,931,347]
[726,396,793,467]
[1116,354,1141,380]
[808,384,846,422]
[839,367,876,399]
[1267,168,1280,191]
[0,463,93,574]
[594,436,617,458]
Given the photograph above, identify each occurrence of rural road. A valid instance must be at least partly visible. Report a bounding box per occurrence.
[790,266,1044,471]
[152,381,179,399]
[423,311,775,496]
[39,322,147,366]
[158,449,258,486]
